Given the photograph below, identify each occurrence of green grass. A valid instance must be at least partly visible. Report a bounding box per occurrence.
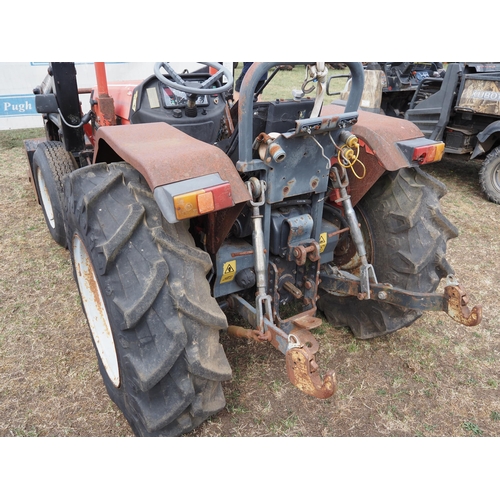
[268,413,300,436]
[11,426,39,437]
[269,379,284,394]
[462,421,483,436]
[234,63,351,103]
[0,128,44,149]
[346,339,360,353]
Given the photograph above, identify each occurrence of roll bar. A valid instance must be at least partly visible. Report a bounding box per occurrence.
[237,62,364,163]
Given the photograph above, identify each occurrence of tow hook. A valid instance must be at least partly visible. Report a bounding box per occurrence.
[227,294,336,399]
[285,329,337,399]
[444,283,482,327]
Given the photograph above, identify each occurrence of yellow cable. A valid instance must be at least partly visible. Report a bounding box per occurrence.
[337,144,366,180]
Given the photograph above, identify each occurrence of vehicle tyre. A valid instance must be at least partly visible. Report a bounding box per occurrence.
[32,141,77,246]
[318,166,458,339]
[63,161,232,436]
[479,146,500,204]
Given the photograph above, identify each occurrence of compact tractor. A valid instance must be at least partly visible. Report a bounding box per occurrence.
[24,62,482,436]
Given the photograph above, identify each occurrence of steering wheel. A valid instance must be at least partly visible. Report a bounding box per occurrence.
[154,62,233,95]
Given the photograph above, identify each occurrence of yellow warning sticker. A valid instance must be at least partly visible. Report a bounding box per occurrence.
[220,260,237,284]
[319,232,327,253]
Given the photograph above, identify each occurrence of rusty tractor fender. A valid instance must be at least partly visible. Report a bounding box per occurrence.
[321,104,442,206]
[93,122,251,253]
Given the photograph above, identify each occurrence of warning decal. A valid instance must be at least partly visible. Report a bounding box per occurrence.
[319,233,327,253]
[220,260,237,284]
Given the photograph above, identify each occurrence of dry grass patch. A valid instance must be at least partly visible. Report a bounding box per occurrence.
[1,127,499,437]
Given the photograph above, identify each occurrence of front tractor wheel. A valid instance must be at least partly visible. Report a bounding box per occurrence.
[479,146,500,204]
[318,166,458,339]
[32,141,77,247]
[64,162,232,436]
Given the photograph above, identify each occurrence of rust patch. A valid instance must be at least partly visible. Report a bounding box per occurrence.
[93,122,250,206]
[444,285,483,327]
[285,329,337,399]
[227,325,269,342]
[96,96,116,127]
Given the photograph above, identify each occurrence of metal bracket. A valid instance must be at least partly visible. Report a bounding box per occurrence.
[444,283,482,327]
[320,268,482,327]
[359,263,378,298]
[285,329,337,399]
[227,294,337,399]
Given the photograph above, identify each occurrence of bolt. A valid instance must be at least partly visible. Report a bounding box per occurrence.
[378,291,387,300]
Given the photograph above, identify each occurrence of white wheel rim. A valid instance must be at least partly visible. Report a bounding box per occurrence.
[37,167,56,229]
[72,234,120,387]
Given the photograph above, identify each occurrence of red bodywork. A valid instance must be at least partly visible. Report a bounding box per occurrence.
[85,64,436,214]
[90,63,139,125]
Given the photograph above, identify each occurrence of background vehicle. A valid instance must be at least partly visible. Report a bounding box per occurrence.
[24,62,481,436]
[337,62,500,204]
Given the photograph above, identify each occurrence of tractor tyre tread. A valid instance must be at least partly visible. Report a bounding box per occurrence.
[318,166,458,339]
[32,141,77,246]
[63,161,231,436]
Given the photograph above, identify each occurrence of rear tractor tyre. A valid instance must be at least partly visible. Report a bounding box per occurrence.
[479,146,500,204]
[63,161,232,436]
[32,141,77,247]
[318,166,458,339]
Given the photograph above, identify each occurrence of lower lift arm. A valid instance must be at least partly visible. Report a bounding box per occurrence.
[319,267,482,327]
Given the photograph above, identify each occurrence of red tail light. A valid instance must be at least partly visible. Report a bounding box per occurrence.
[397,138,445,166]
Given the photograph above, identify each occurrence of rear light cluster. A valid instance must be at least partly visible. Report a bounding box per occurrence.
[154,173,234,223]
[174,183,233,220]
[397,138,445,166]
[411,142,445,164]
